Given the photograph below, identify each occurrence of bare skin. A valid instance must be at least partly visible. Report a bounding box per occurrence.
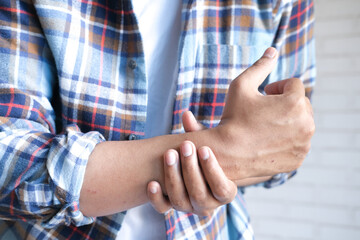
[79,47,315,217]
[147,111,271,216]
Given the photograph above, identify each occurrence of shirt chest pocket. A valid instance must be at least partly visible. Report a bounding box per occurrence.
[189,44,268,127]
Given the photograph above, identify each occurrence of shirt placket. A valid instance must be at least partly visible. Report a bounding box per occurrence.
[119,0,147,141]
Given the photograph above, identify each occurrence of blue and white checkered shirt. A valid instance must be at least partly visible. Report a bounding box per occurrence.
[0,0,315,239]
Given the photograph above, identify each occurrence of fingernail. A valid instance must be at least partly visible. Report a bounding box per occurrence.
[182,142,192,157]
[166,151,177,166]
[263,47,277,58]
[199,147,209,160]
[150,186,157,194]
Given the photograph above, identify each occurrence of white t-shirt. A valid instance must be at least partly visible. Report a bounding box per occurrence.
[117,1,182,239]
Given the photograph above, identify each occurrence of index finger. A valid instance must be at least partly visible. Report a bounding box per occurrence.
[234,47,278,94]
[198,147,237,203]
[265,78,305,96]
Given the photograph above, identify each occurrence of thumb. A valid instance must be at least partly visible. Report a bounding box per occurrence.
[265,78,305,97]
[182,111,206,132]
[235,47,278,94]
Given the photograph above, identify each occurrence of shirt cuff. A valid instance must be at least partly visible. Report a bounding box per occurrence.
[44,125,105,227]
[263,171,297,189]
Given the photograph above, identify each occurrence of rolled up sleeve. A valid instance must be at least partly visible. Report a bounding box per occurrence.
[0,0,105,228]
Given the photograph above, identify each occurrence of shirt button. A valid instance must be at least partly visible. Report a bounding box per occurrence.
[128,134,137,140]
[128,59,137,70]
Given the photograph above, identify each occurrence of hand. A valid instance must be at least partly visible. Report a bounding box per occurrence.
[147,140,237,216]
[79,48,313,216]
[147,112,237,216]
[214,47,315,180]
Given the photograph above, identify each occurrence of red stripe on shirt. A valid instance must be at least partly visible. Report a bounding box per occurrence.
[290,1,314,21]
[291,0,302,78]
[279,1,313,30]
[209,0,221,128]
[9,191,27,222]
[167,212,174,240]
[190,102,225,107]
[65,225,93,240]
[0,102,55,134]
[0,7,35,17]
[10,139,53,217]
[91,0,108,130]
[67,224,94,240]
[5,88,14,117]
[173,108,188,115]
[166,213,193,236]
[66,226,77,240]
[14,138,53,188]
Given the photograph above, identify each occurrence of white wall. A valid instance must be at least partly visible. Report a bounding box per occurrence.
[245,0,360,239]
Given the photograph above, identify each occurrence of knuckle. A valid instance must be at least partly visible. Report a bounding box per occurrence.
[302,142,312,154]
[253,58,269,68]
[214,185,233,203]
[192,189,207,204]
[295,146,307,158]
[300,125,312,138]
[169,197,189,211]
[308,119,316,136]
[299,119,315,139]
[206,163,218,175]
[292,144,310,163]
[295,149,306,160]
[166,175,179,189]
[164,170,177,184]
[286,94,302,108]
[182,161,196,173]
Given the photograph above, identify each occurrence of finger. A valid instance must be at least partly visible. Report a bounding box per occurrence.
[147,181,172,214]
[164,150,193,212]
[264,79,288,95]
[234,47,278,94]
[264,78,305,96]
[198,147,237,203]
[182,111,206,132]
[283,78,305,96]
[180,141,216,212]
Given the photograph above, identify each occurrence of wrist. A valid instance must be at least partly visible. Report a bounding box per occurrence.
[212,122,256,181]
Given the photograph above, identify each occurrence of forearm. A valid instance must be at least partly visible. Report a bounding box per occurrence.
[80,128,223,217]
[80,127,280,217]
[80,48,315,217]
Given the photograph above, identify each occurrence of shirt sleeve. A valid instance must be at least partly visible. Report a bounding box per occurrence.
[257,0,316,189]
[0,1,105,227]
[270,0,316,98]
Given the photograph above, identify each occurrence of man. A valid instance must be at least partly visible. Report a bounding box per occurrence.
[0,0,315,239]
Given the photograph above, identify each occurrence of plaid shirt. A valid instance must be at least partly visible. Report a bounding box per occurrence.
[0,0,315,239]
